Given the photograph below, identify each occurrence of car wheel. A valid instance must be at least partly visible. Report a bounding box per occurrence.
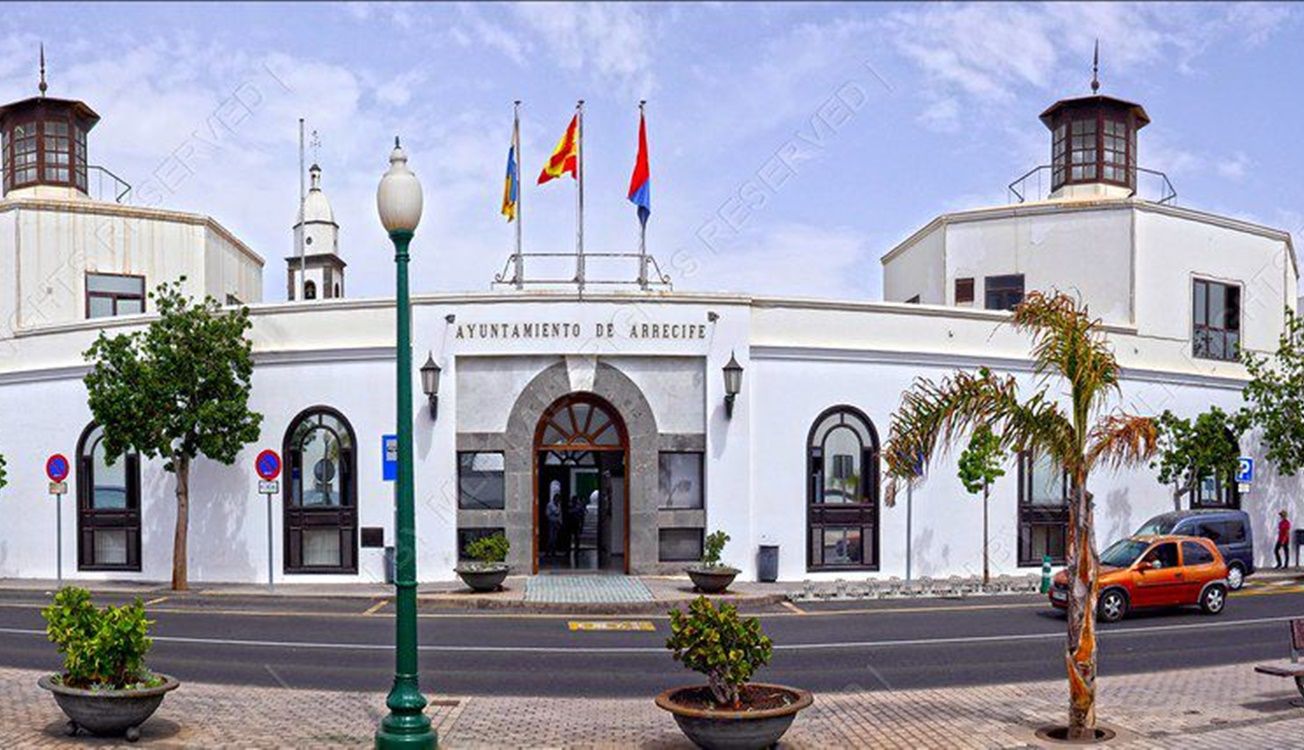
[1226,564,1245,591]
[1098,589,1128,623]
[1200,584,1227,615]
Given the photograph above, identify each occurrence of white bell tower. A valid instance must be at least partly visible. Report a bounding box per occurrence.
[288,163,346,300]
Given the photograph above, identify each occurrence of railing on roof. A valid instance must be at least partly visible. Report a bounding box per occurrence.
[1007,165,1176,206]
[88,165,132,204]
[493,250,673,292]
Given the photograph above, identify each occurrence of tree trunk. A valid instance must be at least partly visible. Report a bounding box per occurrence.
[982,481,990,585]
[1065,474,1098,739]
[172,455,190,592]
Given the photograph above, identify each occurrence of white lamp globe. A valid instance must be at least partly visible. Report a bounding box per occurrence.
[376,137,423,235]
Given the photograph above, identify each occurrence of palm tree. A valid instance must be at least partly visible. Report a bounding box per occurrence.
[883,291,1157,739]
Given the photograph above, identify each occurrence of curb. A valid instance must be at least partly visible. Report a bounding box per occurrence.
[414,591,789,615]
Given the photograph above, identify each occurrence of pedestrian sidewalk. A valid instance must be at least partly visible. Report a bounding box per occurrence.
[0,575,790,613]
[4,662,1304,748]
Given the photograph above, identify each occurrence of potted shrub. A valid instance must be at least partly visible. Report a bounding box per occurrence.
[656,596,812,749]
[686,530,739,594]
[456,531,510,592]
[38,587,178,742]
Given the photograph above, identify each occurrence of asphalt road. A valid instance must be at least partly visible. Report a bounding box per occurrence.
[1,588,1300,697]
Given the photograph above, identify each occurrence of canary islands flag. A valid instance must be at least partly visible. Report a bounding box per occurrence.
[501,144,519,222]
[538,114,579,184]
[627,110,651,227]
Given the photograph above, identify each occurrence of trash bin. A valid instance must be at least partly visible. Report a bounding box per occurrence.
[757,545,779,583]
[384,546,396,584]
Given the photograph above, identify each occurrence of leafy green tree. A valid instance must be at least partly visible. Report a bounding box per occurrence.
[0,452,7,490]
[883,292,1158,739]
[1152,407,1245,510]
[1243,308,1304,476]
[83,279,262,591]
[957,425,1006,585]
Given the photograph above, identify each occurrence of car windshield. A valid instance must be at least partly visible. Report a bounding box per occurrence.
[1135,516,1177,536]
[1100,539,1149,568]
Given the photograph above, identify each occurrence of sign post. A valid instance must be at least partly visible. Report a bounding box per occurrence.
[255,450,282,589]
[46,454,70,584]
[1236,457,1254,494]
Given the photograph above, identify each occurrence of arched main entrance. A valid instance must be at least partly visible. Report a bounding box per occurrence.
[533,393,629,573]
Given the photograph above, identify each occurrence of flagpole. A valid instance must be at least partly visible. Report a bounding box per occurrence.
[637,100,648,291]
[576,99,585,294]
[513,100,524,289]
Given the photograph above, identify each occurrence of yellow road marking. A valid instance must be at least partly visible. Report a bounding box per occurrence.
[781,600,807,615]
[567,620,655,632]
[144,596,170,606]
[362,599,389,615]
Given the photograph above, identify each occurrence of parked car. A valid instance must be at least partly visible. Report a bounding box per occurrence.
[1050,535,1229,623]
[1135,509,1254,590]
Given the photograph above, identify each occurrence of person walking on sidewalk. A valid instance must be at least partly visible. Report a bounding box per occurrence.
[1275,510,1292,569]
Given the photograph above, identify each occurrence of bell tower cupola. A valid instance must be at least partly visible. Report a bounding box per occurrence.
[288,162,346,300]
[0,45,100,200]
[1040,42,1149,201]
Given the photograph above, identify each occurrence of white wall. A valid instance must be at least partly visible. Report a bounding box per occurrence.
[882,224,944,304]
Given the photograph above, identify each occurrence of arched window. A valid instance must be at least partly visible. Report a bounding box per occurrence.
[283,407,357,573]
[807,407,880,571]
[76,424,141,571]
[304,280,317,300]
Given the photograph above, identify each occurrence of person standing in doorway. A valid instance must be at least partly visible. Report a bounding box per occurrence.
[546,483,563,556]
[567,493,588,563]
[1275,510,1292,569]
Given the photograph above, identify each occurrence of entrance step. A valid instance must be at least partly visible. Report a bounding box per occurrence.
[524,575,653,604]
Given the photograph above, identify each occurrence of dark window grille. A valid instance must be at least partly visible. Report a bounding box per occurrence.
[807,406,880,571]
[1018,451,1069,567]
[1192,279,1240,362]
[984,274,1025,311]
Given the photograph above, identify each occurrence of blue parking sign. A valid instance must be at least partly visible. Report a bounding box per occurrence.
[382,434,398,482]
[1236,457,1254,484]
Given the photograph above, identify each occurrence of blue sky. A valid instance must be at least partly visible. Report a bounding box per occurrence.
[2,2,1301,301]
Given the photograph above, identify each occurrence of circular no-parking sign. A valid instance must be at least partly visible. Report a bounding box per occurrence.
[255,449,282,481]
[45,454,70,483]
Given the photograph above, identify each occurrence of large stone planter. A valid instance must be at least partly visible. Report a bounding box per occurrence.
[655,683,813,750]
[39,673,179,742]
[686,566,740,594]
[456,564,509,592]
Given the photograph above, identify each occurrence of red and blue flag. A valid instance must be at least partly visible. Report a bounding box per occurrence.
[627,111,651,227]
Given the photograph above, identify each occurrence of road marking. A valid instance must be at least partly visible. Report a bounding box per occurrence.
[781,601,807,615]
[362,600,389,616]
[144,596,170,606]
[0,613,1295,655]
[567,620,655,632]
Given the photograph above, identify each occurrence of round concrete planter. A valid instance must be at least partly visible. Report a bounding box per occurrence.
[456,564,510,592]
[655,683,813,750]
[39,673,179,742]
[686,566,740,594]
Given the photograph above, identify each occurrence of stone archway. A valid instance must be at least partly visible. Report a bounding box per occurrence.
[504,360,658,573]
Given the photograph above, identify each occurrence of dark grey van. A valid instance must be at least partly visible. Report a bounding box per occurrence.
[1135,509,1255,589]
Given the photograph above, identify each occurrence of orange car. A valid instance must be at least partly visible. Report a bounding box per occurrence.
[1049,535,1229,623]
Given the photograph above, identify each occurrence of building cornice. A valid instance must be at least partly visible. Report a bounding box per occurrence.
[749,345,1248,391]
[0,196,265,268]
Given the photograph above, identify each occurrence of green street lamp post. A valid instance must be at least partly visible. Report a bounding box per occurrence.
[375,138,437,750]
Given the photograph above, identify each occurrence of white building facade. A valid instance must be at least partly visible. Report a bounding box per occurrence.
[0,82,1297,586]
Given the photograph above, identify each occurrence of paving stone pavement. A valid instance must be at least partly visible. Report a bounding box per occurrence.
[3,662,1304,748]
[523,575,654,604]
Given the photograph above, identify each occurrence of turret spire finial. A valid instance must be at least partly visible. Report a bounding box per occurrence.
[1091,39,1100,94]
[38,43,47,96]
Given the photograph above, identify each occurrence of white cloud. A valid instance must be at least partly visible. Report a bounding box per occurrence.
[511,3,657,94]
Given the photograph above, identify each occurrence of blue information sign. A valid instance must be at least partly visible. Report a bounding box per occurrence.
[382,434,398,482]
[1236,457,1254,484]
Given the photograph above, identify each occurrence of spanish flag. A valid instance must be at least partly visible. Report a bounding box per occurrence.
[538,114,579,184]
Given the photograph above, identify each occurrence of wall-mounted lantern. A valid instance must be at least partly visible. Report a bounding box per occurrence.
[420,353,441,420]
[723,352,743,419]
